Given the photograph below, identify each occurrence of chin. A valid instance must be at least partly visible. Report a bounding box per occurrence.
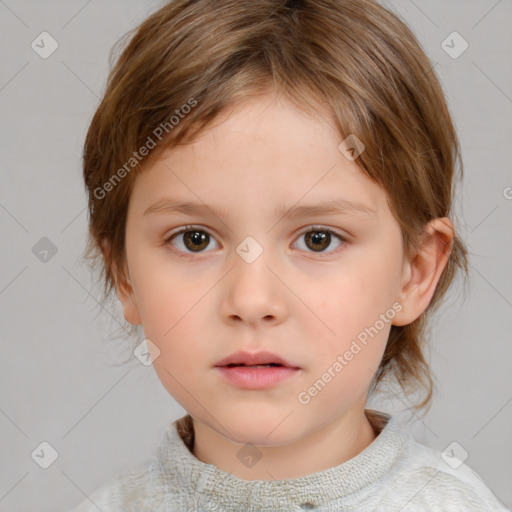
[223,416,301,447]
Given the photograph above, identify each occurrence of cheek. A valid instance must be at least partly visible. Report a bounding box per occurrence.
[320,275,383,333]
[148,308,207,409]
[314,268,395,369]
[330,244,401,318]
[134,266,209,366]
[130,252,198,334]
[142,294,204,356]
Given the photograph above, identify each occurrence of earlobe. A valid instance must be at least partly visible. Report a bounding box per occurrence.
[113,262,143,326]
[100,238,142,325]
[392,217,454,327]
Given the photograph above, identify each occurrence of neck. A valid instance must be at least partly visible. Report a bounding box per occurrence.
[191,409,377,481]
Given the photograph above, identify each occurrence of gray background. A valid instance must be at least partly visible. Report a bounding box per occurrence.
[0,0,511,510]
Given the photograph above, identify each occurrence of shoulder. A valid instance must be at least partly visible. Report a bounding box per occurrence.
[378,435,510,511]
[68,456,167,512]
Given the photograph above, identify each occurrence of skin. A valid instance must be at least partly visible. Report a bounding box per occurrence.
[114,92,454,481]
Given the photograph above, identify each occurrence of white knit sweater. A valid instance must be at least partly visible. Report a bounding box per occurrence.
[70,409,510,511]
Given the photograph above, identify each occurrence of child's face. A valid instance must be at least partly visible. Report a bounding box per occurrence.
[119,93,408,446]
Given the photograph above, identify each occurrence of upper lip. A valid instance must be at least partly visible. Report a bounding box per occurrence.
[214,350,300,368]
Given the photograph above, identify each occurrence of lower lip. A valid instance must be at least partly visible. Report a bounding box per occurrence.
[215,366,299,389]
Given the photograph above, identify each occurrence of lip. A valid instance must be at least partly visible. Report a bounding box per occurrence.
[213,350,301,390]
[215,365,300,390]
[213,350,300,368]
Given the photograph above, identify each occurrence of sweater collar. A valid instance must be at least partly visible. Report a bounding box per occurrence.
[157,409,412,510]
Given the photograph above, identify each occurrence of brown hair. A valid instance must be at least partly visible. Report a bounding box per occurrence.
[82,0,469,415]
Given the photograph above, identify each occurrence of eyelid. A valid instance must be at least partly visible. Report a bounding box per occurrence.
[296,224,347,239]
[165,224,220,244]
[166,224,348,239]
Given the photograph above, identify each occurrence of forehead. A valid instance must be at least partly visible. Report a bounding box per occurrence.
[130,93,389,220]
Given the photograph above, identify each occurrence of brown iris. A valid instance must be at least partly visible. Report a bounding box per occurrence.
[304,230,330,252]
[183,230,210,252]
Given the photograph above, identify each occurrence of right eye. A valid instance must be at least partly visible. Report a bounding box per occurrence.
[164,225,220,256]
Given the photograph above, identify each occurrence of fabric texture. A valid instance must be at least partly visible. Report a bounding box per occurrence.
[70,409,510,512]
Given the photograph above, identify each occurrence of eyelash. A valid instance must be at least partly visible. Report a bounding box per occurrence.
[163,225,348,258]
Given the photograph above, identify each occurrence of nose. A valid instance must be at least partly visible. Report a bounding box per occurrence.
[219,243,288,328]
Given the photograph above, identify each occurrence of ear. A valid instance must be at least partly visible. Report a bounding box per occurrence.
[101,239,142,325]
[392,217,454,326]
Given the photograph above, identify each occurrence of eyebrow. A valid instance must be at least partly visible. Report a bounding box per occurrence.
[143,197,377,220]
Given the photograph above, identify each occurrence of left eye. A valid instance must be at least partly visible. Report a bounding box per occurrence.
[294,227,346,254]
[165,225,346,256]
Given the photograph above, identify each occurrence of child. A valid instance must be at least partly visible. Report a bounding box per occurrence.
[72,0,509,510]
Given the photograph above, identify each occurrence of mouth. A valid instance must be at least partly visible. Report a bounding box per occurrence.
[224,363,284,368]
[213,351,300,389]
[214,350,300,369]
